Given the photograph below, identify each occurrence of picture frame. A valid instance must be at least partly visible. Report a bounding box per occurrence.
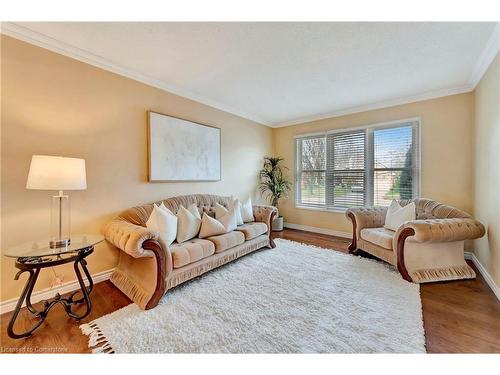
[148,111,221,182]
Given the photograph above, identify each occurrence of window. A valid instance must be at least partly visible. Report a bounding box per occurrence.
[295,119,420,210]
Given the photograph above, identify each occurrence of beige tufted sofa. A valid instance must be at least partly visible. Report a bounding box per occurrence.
[345,198,485,283]
[103,194,277,309]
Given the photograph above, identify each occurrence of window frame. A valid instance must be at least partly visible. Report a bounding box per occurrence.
[295,117,421,212]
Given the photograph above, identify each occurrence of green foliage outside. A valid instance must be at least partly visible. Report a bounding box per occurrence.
[385,146,413,200]
[399,147,413,199]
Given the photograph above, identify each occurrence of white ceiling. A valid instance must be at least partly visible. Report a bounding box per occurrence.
[3,22,499,127]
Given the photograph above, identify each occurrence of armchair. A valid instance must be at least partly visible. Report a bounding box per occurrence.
[346,199,485,283]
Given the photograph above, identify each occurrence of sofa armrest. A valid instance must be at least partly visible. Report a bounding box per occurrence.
[346,207,387,235]
[253,205,277,228]
[252,205,278,248]
[103,219,172,310]
[393,218,485,282]
[395,218,486,244]
[345,207,387,232]
[103,218,160,258]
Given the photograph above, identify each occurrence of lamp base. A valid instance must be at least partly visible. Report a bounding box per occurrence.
[50,238,71,249]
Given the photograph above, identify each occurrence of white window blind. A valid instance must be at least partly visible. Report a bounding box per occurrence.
[296,135,326,206]
[295,119,420,210]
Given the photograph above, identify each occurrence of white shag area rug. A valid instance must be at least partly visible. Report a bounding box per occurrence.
[81,239,425,353]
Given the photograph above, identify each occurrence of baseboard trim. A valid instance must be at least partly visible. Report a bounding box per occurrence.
[283,222,351,239]
[0,268,114,315]
[464,251,500,302]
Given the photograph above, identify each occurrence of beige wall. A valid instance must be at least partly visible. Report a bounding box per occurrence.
[0,36,272,302]
[473,51,500,288]
[273,93,475,234]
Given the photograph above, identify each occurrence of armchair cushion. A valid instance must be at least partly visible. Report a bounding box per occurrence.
[360,227,394,249]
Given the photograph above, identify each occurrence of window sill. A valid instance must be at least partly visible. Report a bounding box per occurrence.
[294,205,347,214]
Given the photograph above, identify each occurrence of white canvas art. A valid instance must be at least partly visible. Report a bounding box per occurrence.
[148,112,221,181]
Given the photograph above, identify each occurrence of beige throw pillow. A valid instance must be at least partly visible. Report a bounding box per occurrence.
[240,197,254,223]
[146,203,177,246]
[215,203,229,219]
[384,200,416,231]
[198,213,226,239]
[176,204,201,243]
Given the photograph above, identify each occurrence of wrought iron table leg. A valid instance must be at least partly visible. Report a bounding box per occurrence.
[25,268,42,315]
[64,257,92,320]
[68,257,94,305]
[7,268,46,339]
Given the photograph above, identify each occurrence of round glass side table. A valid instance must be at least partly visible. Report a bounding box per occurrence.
[3,234,104,339]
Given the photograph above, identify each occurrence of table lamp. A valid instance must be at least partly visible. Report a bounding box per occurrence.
[26,155,87,248]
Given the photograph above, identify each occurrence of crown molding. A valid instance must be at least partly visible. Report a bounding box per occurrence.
[272,84,474,127]
[468,22,500,88]
[0,22,272,127]
[2,22,498,129]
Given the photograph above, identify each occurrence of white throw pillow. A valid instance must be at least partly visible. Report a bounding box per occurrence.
[146,203,177,246]
[384,200,416,231]
[176,204,201,243]
[198,213,226,239]
[240,197,254,223]
[232,199,244,226]
[217,201,244,226]
[187,203,201,219]
[156,202,170,214]
[218,206,238,232]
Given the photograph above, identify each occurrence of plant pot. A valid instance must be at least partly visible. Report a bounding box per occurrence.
[272,216,284,232]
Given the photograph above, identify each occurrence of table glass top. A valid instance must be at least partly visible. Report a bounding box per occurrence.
[3,234,104,258]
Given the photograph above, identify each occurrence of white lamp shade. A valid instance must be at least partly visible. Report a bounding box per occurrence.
[26,155,87,190]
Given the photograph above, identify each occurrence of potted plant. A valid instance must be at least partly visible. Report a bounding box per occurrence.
[259,156,292,231]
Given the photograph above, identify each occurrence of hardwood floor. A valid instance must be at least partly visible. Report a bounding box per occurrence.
[273,229,500,353]
[1,228,499,353]
[0,280,130,353]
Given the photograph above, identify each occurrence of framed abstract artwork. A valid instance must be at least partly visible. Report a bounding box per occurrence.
[148,111,221,182]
